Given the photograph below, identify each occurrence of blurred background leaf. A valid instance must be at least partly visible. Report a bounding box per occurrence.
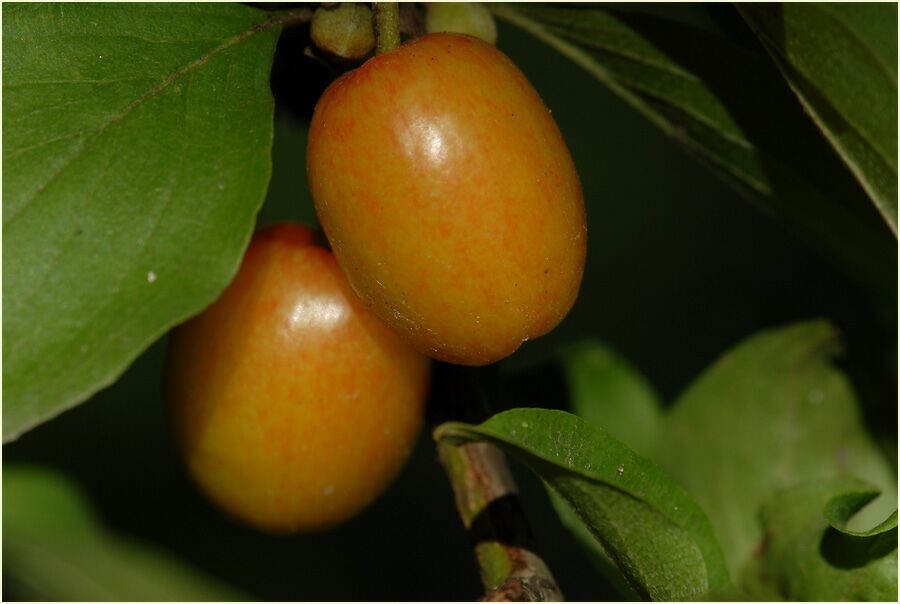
[742,478,898,600]
[556,341,663,459]
[436,409,731,600]
[740,4,898,234]
[490,3,896,306]
[2,3,282,441]
[657,320,897,581]
[3,465,247,601]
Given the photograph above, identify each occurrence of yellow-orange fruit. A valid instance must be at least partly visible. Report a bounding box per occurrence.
[307,33,587,366]
[166,223,431,533]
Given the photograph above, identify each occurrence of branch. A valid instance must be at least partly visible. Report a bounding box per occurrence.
[438,440,564,601]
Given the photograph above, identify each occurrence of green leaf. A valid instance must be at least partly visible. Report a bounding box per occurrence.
[744,478,897,600]
[549,341,665,597]
[825,491,898,538]
[2,4,289,441]
[435,408,731,600]
[3,464,247,600]
[546,488,642,600]
[740,4,898,235]
[557,340,663,458]
[491,3,895,301]
[658,320,897,579]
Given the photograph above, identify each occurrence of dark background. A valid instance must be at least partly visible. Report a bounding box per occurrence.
[5,11,896,601]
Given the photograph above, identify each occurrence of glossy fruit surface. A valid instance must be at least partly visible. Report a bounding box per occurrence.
[307,33,586,366]
[166,223,430,533]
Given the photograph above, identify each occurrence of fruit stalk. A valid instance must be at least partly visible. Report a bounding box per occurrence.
[437,440,564,601]
[373,3,400,54]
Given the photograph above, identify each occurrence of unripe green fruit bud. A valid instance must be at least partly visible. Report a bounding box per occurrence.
[425,3,497,45]
[311,3,375,61]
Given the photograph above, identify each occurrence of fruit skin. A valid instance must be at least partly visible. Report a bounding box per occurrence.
[307,33,586,366]
[166,223,431,534]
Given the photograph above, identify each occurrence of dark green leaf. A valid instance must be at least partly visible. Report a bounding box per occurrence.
[658,320,897,579]
[2,4,289,441]
[491,3,895,301]
[740,4,898,234]
[744,478,897,600]
[3,464,247,600]
[435,408,731,600]
[547,487,642,600]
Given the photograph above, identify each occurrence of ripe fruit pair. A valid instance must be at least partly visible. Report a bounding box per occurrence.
[168,33,586,533]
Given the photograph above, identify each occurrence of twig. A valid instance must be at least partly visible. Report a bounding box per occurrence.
[438,440,564,602]
[373,3,401,54]
[265,6,314,29]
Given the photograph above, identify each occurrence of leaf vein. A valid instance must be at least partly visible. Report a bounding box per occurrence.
[3,14,280,228]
